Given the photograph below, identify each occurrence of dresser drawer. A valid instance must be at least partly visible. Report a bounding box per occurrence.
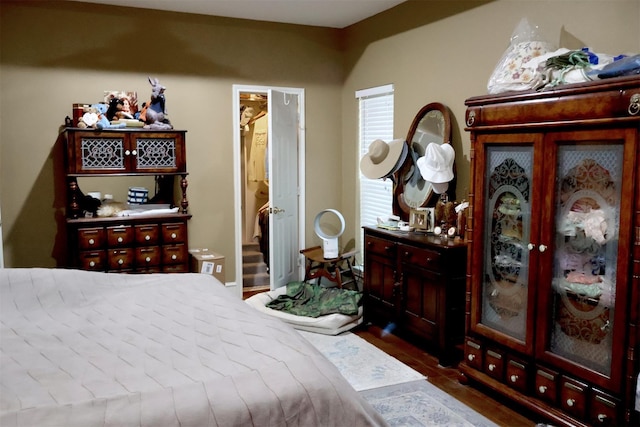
[135,246,161,267]
[108,248,134,270]
[560,376,588,419]
[162,222,187,243]
[484,348,504,381]
[162,244,187,265]
[135,224,160,245]
[78,250,106,271]
[365,235,396,258]
[534,366,559,405]
[399,244,441,271]
[589,389,620,426]
[505,357,528,393]
[107,225,133,247]
[464,338,483,370]
[77,227,105,250]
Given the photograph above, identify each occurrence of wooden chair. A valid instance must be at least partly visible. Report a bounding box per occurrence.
[299,246,359,289]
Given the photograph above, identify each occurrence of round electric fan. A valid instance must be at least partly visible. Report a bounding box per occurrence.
[314,209,345,259]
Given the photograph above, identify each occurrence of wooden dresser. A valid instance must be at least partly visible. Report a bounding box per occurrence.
[461,76,640,426]
[62,128,191,273]
[363,226,467,366]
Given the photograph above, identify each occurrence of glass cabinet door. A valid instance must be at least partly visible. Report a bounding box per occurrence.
[131,133,183,172]
[78,133,126,172]
[481,146,533,342]
[546,143,624,378]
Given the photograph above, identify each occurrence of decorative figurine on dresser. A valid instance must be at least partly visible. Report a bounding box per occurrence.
[62,80,191,273]
[360,102,468,366]
[460,75,640,427]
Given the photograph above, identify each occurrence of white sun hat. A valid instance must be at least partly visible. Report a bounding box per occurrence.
[360,138,408,179]
[431,182,449,194]
[416,143,455,183]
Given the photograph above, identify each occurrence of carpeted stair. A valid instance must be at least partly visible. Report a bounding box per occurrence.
[242,242,269,288]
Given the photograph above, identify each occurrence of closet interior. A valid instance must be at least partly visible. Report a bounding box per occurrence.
[240,93,270,293]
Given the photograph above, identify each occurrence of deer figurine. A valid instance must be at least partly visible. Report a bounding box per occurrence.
[141,77,173,130]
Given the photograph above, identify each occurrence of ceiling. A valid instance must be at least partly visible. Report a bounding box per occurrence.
[71,0,407,28]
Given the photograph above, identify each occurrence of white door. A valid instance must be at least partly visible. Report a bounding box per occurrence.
[232,85,305,298]
[268,90,299,289]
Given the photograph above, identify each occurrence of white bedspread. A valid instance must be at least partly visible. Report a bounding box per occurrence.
[1,268,386,427]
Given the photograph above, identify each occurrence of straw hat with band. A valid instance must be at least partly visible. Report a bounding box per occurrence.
[360,139,408,179]
[417,142,455,184]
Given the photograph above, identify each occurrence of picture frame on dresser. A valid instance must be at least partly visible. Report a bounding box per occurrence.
[409,207,434,232]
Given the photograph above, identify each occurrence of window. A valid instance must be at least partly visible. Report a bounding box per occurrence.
[356,84,394,259]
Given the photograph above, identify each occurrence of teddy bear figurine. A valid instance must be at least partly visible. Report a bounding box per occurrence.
[76,105,98,129]
[77,103,126,129]
[94,103,126,129]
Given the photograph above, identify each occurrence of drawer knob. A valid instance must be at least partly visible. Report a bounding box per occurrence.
[467,354,475,362]
[510,375,518,383]
[539,244,547,252]
[89,238,95,245]
[538,385,547,394]
[527,243,535,250]
[131,150,137,156]
[488,363,496,371]
[145,257,151,262]
[117,237,123,243]
[118,259,124,265]
[566,398,575,407]
[125,150,131,155]
[171,233,177,239]
[597,414,607,422]
[145,235,151,241]
[171,254,177,260]
[89,261,95,267]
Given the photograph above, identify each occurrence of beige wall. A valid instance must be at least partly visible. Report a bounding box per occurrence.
[1,0,638,279]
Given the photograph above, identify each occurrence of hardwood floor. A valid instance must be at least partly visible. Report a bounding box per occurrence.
[352,323,540,427]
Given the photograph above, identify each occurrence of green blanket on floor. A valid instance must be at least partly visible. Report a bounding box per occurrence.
[266,281,362,317]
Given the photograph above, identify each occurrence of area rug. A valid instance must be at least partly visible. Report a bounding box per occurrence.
[298,330,425,391]
[361,380,499,427]
[299,331,498,427]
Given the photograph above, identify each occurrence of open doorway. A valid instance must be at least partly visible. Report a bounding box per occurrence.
[239,93,270,295]
[232,85,306,299]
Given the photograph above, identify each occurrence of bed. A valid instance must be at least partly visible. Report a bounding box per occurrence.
[0,268,387,427]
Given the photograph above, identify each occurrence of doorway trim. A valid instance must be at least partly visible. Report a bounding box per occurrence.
[232,84,306,299]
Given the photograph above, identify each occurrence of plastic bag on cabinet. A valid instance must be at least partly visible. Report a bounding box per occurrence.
[487,18,556,94]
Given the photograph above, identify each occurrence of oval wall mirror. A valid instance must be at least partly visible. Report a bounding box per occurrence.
[393,102,454,219]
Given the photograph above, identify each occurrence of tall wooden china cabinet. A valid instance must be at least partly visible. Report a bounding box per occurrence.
[63,128,191,273]
[460,76,639,427]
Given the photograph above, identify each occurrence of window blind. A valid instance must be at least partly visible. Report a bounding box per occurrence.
[357,85,394,257]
